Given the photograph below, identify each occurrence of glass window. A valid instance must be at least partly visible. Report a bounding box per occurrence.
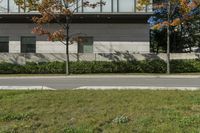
[113,0,118,12]
[147,4,153,12]
[9,0,19,12]
[83,0,100,12]
[119,0,135,12]
[102,0,112,12]
[0,0,8,13]
[77,0,83,12]
[78,37,93,53]
[147,0,153,12]
[68,1,77,12]
[0,36,9,53]
[21,36,36,53]
[136,0,146,12]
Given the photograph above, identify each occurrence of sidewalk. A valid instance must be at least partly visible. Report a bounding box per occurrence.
[0,74,200,79]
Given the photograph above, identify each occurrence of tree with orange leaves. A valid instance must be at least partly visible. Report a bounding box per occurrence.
[138,0,200,74]
[148,0,200,53]
[138,0,199,30]
[15,0,105,75]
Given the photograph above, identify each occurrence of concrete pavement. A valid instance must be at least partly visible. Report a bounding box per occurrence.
[0,86,55,90]
[1,74,200,79]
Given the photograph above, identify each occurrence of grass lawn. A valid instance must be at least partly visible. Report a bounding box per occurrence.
[0,90,200,133]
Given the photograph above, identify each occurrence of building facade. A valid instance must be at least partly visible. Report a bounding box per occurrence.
[0,0,152,54]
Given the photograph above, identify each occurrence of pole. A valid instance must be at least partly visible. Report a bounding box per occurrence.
[66,16,70,75]
[167,0,171,74]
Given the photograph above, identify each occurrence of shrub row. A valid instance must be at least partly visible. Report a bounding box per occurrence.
[70,60,167,74]
[0,59,200,74]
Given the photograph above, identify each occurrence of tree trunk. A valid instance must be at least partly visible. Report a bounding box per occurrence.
[167,0,171,74]
[66,16,70,75]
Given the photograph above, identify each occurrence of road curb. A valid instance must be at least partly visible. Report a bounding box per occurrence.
[75,86,200,91]
[0,86,55,90]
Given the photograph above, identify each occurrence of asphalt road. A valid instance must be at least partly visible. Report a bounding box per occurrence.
[0,75,200,89]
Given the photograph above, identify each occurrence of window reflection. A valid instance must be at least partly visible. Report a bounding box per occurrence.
[0,0,8,12]
[119,0,135,12]
[136,0,146,12]
[83,0,100,12]
[102,0,112,12]
[9,0,19,12]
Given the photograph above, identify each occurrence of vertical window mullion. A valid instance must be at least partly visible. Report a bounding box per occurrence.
[18,3,20,13]
[145,5,148,12]
[76,0,78,12]
[117,0,119,12]
[7,0,9,13]
[82,0,84,13]
[100,0,102,13]
[24,0,26,12]
[111,0,113,12]
[134,0,136,13]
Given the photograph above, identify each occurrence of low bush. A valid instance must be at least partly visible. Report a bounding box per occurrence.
[0,59,200,74]
[171,60,200,73]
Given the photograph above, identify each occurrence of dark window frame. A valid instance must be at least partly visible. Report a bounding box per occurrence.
[21,36,36,53]
[78,36,94,53]
[0,36,9,53]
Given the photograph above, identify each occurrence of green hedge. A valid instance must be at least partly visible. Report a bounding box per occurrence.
[0,59,200,74]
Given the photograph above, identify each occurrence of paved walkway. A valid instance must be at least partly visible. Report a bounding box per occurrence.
[1,74,200,79]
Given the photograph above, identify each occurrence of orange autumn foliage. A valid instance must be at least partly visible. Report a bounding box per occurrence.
[138,0,200,29]
[170,18,181,26]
